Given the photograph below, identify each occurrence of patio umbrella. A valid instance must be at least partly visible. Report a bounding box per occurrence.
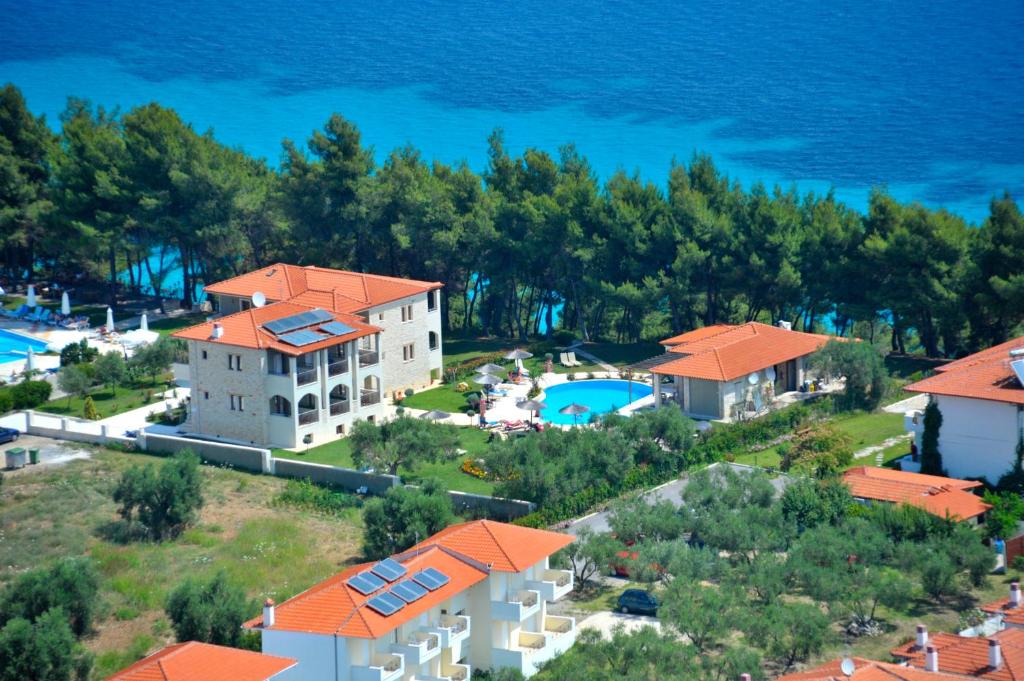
[140,312,149,332]
[25,346,34,373]
[61,291,70,315]
[473,373,502,387]
[558,402,590,427]
[476,362,506,375]
[26,284,36,308]
[504,348,533,360]
[418,409,450,421]
[106,306,115,331]
[517,399,547,425]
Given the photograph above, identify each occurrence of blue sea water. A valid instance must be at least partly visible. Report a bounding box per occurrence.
[541,380,654,425]
[2,0,1022,227]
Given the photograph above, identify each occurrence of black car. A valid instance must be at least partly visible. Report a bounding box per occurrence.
[617,588,658,616]
[0,427,19,444]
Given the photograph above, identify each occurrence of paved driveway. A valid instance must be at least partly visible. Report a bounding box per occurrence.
[578,611,662,638]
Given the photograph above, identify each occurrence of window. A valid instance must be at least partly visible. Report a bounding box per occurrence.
[401,304,413,322]
[230,394,244,411]
[403,343,415,362]
[228,354,242,371]
[428,331,439,351]
[378,312,385,321]
[427,290,437,311]
[269,395,291,417]
[203,391,209,400]
[201,350,208,360]
[335,424,345,435]
[240,299,252,311]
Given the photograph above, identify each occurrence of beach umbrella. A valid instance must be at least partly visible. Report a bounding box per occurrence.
[517,398,547,425]
[26,284,36,308]
[140,312,149,332]
[61,291,70,315]
[476,362,506,375]
[558,402,590,427]
[473,373,502,386]
[418,409,450,421]
[504,349,533,360]
[106,306,114,331]
[25,346,34,373]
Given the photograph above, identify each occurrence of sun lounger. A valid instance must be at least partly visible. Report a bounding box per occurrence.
[559,352,572,367]
[34,309,52,324]
[3,304,28,319]
[567,351,582,367]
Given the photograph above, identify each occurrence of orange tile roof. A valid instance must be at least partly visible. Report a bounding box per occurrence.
[106,641,296,681]
[842,467,991,520]
[203,263,441,315]
[778,656,972,681]
[981,587,1024,625]
[653,322,834,382]
[409,519,575,572]
[892,629,1024,681]
[905,336,1024,406]
[171,301,378,355]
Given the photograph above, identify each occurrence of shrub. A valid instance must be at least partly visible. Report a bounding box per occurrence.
[808,340,888,411]
[0,608,93,680]
[0,557,100,637]
[10,379,52,409]
[779,425,853,477]
[83,396,100,420]
[60,338,98,366]
[165,571,250,646]
[274,479,361,515]
[404,388,415,398]
[920,401,944,475]
[113,451,204,540]
[0,390,13,414]
[362,479,455,559]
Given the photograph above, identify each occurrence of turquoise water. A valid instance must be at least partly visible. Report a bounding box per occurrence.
[0,329,50,365]
[540,380,653,425]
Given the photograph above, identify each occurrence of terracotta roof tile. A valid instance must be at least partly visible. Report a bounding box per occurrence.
[659,324,735,346]
[842,468,990,520]
[106,641,295,681]
[409,519,575,572]
[891,629,1024,681]
[981,597,1024,626]
[905,336,1024,405]
[779,656,971,681]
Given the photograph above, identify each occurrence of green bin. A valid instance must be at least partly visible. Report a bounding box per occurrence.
[28,449,39,465]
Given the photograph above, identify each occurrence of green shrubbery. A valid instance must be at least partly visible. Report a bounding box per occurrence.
[362,479,454,559]
[275,478,361,515]
[0,379,53,410]
[112,451,204,540]
[165,571,251,647]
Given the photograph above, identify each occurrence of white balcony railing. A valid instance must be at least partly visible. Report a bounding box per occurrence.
[328,359,349,376]
[298,409,318,425]
[492,590,541,621]
[392,631,440,666]
[351,653,404,681]
[330,400,350,416]
[361,389,380,406]
[296,367,318,386]
[527,568,574,602]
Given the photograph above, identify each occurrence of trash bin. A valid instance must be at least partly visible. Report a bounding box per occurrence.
[5,447,26,469]
[28,448,39,465]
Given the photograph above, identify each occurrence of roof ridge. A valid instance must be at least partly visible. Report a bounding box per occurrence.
[480,520,519,571]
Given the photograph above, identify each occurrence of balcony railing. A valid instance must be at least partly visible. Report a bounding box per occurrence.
[359,349,379,367]
[330,400,351,416]
[518,632,547,651]
[440,614,469,635]
[328,359,349,376]
[544,615,574,634]
[511,590,538,608]
[298,409,319,425]
[361,390,380,406]
[296,367,318,386]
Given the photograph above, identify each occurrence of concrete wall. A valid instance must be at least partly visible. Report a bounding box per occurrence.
[368,291,442,399]
[273,458,400,495]
[933,395,1023,482]
[447,489,535,520]
[141,432,271,473]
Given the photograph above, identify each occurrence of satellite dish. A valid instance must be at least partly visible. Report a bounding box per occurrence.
[252,291,267,308]
[765,366,777,382]
[747,372,760,386]
[840,658,856,676]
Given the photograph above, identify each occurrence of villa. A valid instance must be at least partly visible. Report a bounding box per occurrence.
[172,264,443,448]
[903,335,1024,482]
[106,641,297,680]
[245,519,577,680]
[637,321,833,421]
[842,467,991,524]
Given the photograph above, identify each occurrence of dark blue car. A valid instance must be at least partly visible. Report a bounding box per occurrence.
[617,588,658,616]
[0,427,19,444]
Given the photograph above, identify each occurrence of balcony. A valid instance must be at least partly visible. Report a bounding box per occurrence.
[415,664,469,681]
[491,618,577,677]
[330,399,351,416]
[296,367,318,386]
[328,359,349,376]
[359,349,379,368]
[352,653,404,681]
[427,615,470,661]
[526,569,574,602]
[544,615,575,637]
[361,390,381,407]
[298,409,318,425]
[492,589,541,621]
[392,631,440,666]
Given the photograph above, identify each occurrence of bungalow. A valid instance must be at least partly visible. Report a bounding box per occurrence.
[107,641,297,680]
[842,466,991,524]
[642,322,833,421]
[904,336,1024,483]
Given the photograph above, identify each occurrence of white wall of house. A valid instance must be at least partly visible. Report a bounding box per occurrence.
[927,395,1023,482]
[262,630,342,681]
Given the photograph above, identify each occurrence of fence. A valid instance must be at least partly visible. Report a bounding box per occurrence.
[273,458,400,496]
[447,489,535,520]
[21,411,135,449]
[140,432,271,473]
[1005,535,1024,568]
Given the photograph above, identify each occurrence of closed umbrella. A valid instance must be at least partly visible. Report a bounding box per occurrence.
[25,346,34,373]
[140,312,149,332]
[106,306,115,331]
[517,399,547,425]
[558,402,590,427]
[418,409,450,421]
[476,362,506,375]
[26,284,36,308]
[0,285,6,296]
[61,291,71,315]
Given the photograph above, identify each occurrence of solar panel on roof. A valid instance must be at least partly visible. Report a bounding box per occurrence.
[278,329,328,347]
[412,568,450,591]
[370,558,408,583]
[366,592,405,616]
[262,308,334,335]
[390,579,428,603]
[320,321,356,336]
[347,571,387,595]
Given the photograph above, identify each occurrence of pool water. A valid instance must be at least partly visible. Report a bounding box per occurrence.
[0,329,50,364]
[540,379,653,426]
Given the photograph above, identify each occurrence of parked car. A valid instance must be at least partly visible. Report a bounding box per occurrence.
[0,427,19,444]
[617,588,658,616]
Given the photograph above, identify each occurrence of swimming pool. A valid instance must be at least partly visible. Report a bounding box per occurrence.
[0,329,50,364]
[540,379,653,425]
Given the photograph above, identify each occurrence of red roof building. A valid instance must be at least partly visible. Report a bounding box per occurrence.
[842,467,991,522]
[106,641,296,681]
[891,626,1024,681]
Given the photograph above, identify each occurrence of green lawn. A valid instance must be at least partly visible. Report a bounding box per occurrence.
[147,313,207,337]
[38,373,176,420]
[581,341,662,366]
[274,426,495,495]
[402,383,481,413]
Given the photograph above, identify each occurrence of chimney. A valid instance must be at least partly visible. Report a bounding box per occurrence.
[925,645,939,672]
[263,598,275,628]
[777,320,793,331]
[916,624,928,648]
[990,639,1002,670]
[1012,581,1021,607]
[211,322,224,340]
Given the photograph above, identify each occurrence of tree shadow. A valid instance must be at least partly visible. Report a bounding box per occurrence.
[94,519,150,544]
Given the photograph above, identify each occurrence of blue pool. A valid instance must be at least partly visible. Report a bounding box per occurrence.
[0,329,50,365]
[540,380,653,426]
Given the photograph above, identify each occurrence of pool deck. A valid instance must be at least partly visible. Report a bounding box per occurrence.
[0,318,126,379]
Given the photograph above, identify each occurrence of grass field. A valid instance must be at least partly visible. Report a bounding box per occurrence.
[148,313,207,337]
[38,373,176,420]
[401,383,482,413]
[0,448,364,679]
[274,426,496,495]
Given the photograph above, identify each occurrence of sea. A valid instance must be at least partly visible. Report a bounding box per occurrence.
[2,0,1023,298]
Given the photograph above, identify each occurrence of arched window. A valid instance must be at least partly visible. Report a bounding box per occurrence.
[269,395,291,417]
[329,384,350,415]
[298,393,318,425]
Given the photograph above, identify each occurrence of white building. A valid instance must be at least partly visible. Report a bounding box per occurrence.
[246,520,577,680]
[173,264,443,448]
[904,336,1024,483]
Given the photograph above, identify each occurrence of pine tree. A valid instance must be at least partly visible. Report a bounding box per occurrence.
[920,401,944,475]
[83,396,99,421]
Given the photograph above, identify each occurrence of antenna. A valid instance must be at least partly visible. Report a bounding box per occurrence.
[840,658,856,676]
[252,291,267,308]
[747,371,760,386]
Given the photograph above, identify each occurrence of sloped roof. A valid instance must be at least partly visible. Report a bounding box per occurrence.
[106,641,296,681]
[171,301,378,355]
[653,322,833,382]
[905,336,1024,406]
[982,586,1024,626]
[203,263,441,315]
[842,467,990,520]
[409,519,575,573]
[778,656,972,681]
[892,628,1024,681]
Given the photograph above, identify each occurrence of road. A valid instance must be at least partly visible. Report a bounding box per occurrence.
[565,462,791,536]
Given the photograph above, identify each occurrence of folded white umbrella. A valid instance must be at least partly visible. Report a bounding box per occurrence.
[61,291,70,315]
[140,312,149,332]
[26,285,36,307]
[106,306,115,330]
